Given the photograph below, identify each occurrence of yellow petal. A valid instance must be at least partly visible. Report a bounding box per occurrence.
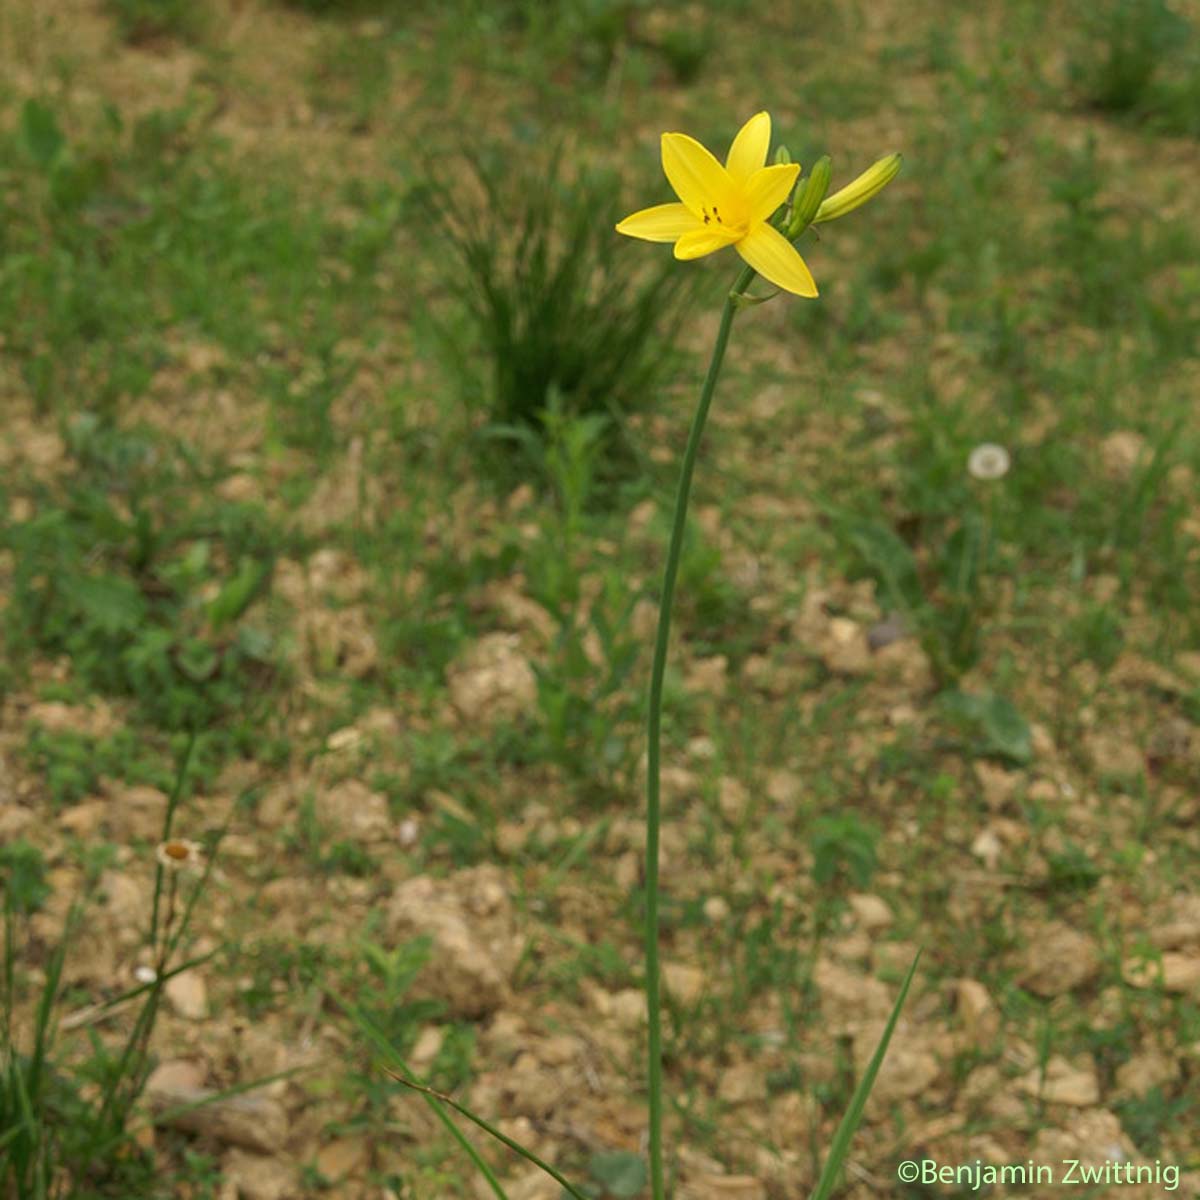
[674,225,738,260]
[743,163,800,224]
[662,132,740,219]
[616,202,703,243]
[735,223,818,297]
[725,111,771,187]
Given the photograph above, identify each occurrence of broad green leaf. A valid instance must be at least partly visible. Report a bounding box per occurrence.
[74,573,146,636]
[980,692,1032,763]
[588,1150,647,1198]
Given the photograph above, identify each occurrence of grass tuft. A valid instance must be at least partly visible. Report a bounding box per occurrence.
[413,143,701,491]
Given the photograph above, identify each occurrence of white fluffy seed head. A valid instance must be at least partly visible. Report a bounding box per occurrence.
[968,443,1011,481]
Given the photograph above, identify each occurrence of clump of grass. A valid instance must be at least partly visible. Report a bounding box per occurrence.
[1067,0,1200,134]
[413,144,700,490]
[0,739,221,1199]
[306,26,394,130]
[105,0,208,44]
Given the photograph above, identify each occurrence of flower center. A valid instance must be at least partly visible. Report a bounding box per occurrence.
[700,201,746,237]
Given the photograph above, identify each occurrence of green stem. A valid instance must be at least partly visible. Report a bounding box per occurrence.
[645,263,754,1200]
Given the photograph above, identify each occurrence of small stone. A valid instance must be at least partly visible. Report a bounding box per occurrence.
[821,617,873,676]
[315,1136,368,1182]
[955,979,1001,1045]
[971,827,1003,869]
[1084,732,1144,780]
[1015,1055,1099,1106]
[409,1026,444,1069]
[1100,430,1145,481]
[1114,1049,1179,1097]
[58,800,108,838]
[1017,921,1100,997]
[221,1150,292,1200]
[1033,1109,1138,1180]
[1123,952,1200,995]
[974,761,1020,810]
[685,655,728,696]
[165,969,208,1020]
[386,865,519,1019]
[678,1175,766,1200]
[848,893,893,931]
[765,770,802,806]
[314,778,391,841]
[718,777,749,822]
[146,1058,206,1094]
[717,1064,767,1106]
[447,633,537,726]
[874,639,935,692]
[609,988,647,1029]
[854,1027,940,1104]
[867,614,907,651]
[663,962,706,1005]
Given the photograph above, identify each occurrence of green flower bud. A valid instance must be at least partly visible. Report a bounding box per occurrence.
[773,144,792,166]
[786,155,831,239]
[813,153,902,224]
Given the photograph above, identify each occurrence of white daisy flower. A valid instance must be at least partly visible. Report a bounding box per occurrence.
[156,839,205,874]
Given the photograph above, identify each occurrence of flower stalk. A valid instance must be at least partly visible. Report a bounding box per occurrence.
[643,261,755,1199]
[378,111,908,1200]
[620,113,904,1200]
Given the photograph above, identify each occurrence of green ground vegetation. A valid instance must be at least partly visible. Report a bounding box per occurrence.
[1,0,1198,1196]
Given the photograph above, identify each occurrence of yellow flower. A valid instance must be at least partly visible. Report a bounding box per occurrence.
[616,112,817,298]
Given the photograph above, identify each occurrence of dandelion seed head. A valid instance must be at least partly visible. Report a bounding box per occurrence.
[968,443,1010,481]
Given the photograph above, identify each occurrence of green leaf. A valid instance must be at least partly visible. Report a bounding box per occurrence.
[833,513,925,614]
[20,98,65,170]
[208,557,272,630]
[811,813,879,889]
[74,573,146,636]
[938,689,1032,764]
[176,637,219,682]
[979,692,1032,763]
[587,1150,646,1198]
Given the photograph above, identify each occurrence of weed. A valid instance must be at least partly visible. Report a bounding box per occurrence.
[0,842,51,916]
[105,0,208,44]
[1067,0,1199,133]
[525,415,645,789]
[810,812,880,890]
[413,144,699,490]
[307,26,394,131]
[2,417,281,740]
[0,738,223,1199]
[1115,1085,1195,1155]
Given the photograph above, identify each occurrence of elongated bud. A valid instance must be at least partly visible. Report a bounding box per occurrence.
[813,153,902,224]
[786,154,831,239]
[773,144,792,166]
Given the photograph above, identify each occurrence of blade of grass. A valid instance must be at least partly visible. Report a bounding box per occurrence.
[331,992,512,1200]
[809,948,922,1200]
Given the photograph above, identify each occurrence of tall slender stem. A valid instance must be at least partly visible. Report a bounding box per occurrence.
[645,264,755,1200]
